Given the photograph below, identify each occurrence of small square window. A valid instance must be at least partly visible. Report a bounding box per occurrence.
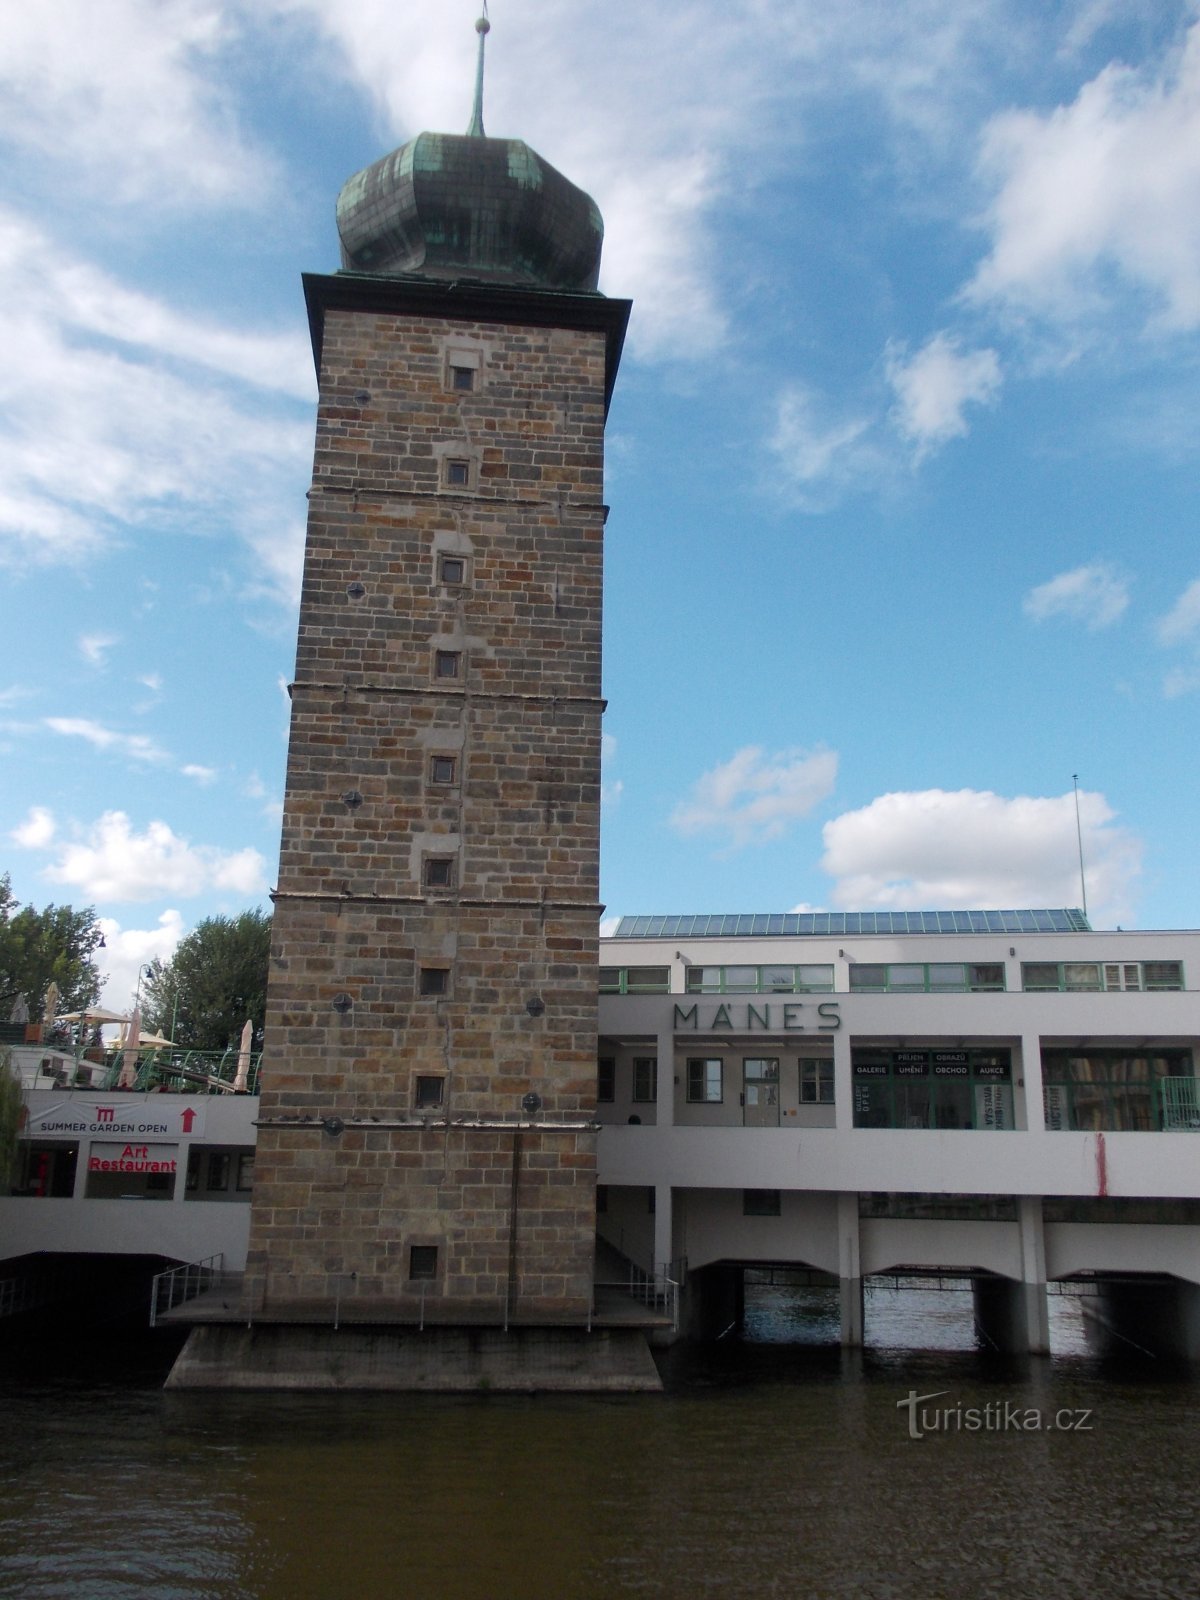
[419,966,449,996]
[439,555,466,585]
[415,1075,445,1108]
[429,754,457,785]
[445,459,471,488]
[434,650,461,680]
[450,365,475,391]
[409,1244,438,1280]
[423,857,455,889]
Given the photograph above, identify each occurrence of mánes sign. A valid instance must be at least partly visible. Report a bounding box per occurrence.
[672,1002,841,1032]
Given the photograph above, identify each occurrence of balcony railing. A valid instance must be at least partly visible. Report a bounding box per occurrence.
[28,1043,262,1095]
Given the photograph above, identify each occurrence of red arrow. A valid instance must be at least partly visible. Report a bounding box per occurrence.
[180,1107,197,1133]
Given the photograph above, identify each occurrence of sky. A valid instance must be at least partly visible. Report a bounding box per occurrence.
[2,0,1200,1009]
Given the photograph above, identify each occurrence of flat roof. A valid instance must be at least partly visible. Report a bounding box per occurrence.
[610,910,1092,939]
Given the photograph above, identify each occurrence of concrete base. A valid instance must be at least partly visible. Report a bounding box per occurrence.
[164,1323,663,1393]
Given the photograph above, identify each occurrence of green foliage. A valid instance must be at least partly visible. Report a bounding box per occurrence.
[0,1049,22,1190]
[0,874,104,1021]
[142,909,271,1053]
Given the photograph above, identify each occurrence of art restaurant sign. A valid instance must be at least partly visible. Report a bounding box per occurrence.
[25,1097,206,1139]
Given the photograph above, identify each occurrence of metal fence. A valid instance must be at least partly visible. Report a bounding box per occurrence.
[150,1253,225,1327]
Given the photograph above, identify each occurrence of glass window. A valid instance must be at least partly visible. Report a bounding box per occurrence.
[928,963,966,990]
[597,1058,615,1103]
[724,966,758,991]
[450,365,475,391]
[445,459,470,487]
[415,1076,445,1109]
[429,755,457,785]
[800,1059,834,1104]
[419,966,449,995]
[423,857,455,889]
[1064,963,1101,991]
[889,964,925,990]
[434,650,461,680]
[797,965,834,992]
[206,1154,230,1192]
[1022,962,1060,990]
[969,963,1005,990]
[761,966,795,991]
[849,964,887,991]
[236,1154,255,1192]
[599,968,621,993]
[632,1058,657,1102]
[685,966,723,992]
[439,555,466,585]
[1144,961,1184,990]
[687,1058,723,1103]
[626,967,669,993]
[409,1245,438,1280]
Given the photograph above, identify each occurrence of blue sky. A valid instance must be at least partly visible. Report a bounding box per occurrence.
[3,0,1200,1006]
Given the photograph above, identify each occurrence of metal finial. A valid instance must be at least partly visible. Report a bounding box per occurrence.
[467,4,490,138]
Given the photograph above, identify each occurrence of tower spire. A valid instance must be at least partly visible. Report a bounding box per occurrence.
[466,4,490,138]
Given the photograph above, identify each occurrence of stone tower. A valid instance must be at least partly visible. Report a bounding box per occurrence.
[243,19,630,1329]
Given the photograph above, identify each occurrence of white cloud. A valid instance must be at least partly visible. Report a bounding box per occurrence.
[11,805,56,849]
[181,764,219,785]
[768,386,877,506]
[44,717,170,766]
[1163,664,1200,699]
[968,22,1200,332]
[0,208,312,592]
[1157,577,1200,645]
[0,0,274,207]
[79,632,118,667]
[44,810,267,903]
[671,745,839,852]
[96,909,186,1012]
[1023,562,1130,629]
[821,787,1141,927]
[886,333,1002,455]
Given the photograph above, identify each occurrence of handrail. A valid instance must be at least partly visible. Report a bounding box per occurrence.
[149,1252,225,1327]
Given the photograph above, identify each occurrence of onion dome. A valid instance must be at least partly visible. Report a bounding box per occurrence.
[335,13,603,291]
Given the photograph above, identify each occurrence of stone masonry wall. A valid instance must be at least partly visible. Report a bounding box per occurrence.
[246,298,610,1319]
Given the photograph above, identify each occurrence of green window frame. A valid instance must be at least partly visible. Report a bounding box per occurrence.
[599,966,671,994]
[684,964,834,994]
[1023,960,1184,993]
[848,962,1005,993]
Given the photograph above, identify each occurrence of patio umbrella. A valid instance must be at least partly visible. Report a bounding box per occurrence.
[58,1008,132,1025]
[132,1032,174,1051]
[117,1009,141,1088]
[42,982,60,1027]
[233,1019,254,1092]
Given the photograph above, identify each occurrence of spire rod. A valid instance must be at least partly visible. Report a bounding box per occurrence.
[466,4,490,138]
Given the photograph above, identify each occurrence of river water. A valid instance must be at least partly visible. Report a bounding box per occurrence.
[2,1287,1199,1600]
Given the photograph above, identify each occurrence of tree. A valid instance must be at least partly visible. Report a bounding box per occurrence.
[0,1048,22,1189]
[0,874,105,1021]
[142,909,271,1053]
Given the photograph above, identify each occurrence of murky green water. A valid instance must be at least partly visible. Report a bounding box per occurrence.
[1,1296,1198,1600]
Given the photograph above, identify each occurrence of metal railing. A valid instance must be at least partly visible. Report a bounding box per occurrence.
[1160,1076,1200,1131]
[31,1045,262,1096]
[150,1253,225,1327]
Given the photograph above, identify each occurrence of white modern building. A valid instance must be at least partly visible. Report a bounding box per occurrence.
[6,906,1200,1358]
[594,910,1200,1356]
